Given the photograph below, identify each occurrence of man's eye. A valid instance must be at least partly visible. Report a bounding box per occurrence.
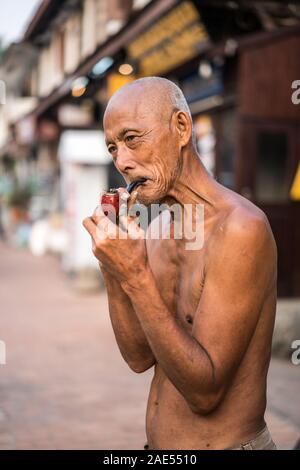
[108,145,117,154]
[125,135,137,143]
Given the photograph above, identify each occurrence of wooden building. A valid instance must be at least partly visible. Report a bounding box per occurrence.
[5,0,300,295]
[121,0,300,296]
[237,28,300,297]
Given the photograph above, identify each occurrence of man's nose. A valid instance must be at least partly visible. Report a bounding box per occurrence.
[115,147,136,174]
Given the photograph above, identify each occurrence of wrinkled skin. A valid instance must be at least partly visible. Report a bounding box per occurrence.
[103,86,184,207]
[83,79,277,450]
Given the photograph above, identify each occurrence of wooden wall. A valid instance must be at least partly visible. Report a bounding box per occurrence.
[238,31,300,120]
[236,29,300,296]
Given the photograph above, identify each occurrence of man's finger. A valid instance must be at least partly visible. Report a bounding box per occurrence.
[82,217,97,237]
[118,187,139,210]
[117,187,130,202]
[91,205,106,224]
[119,215,145,240]
[117,188,129,218]
[129,189,139,206]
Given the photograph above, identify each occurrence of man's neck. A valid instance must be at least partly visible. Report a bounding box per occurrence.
[162,148,218,212]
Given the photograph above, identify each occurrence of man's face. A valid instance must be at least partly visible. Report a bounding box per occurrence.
[103,93,181,205]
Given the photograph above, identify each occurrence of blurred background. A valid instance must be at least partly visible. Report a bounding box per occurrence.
[0,0,299,450]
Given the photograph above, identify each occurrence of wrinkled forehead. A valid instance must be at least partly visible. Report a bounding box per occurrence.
[103,86,171,135]
[104,96,146,130]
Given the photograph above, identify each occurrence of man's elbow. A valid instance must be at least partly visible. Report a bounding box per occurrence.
[188,388,225,416]
[127,358,155,374]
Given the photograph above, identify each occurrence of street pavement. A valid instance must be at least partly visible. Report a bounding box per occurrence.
[0,242,299,450]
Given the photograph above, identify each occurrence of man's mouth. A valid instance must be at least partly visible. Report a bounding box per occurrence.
[126,178,148,194]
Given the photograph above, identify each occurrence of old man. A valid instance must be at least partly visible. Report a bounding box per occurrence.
[83,77,277,450]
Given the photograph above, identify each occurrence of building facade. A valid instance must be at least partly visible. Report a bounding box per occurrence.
[0,0,299,294]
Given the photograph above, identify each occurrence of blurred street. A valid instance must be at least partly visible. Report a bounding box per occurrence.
[0,242,151,450]
[0,242,299,450]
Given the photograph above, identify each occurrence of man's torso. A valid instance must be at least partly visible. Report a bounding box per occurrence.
[144,187,277,450]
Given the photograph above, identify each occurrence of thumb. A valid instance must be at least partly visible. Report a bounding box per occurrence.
[129,189,139,207]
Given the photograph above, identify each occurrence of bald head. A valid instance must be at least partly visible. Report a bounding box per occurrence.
[104,77,192,122]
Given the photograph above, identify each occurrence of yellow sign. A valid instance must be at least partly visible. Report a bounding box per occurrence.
[290,163,300,201]
[107,73,136,98]
[127,1,208,76]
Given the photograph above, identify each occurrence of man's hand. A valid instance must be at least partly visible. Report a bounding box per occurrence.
[82,188,149,283]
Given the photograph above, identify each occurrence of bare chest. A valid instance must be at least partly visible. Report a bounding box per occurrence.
[147,238,206,329]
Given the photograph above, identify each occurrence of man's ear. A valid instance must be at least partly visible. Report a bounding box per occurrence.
[173,111,192,147]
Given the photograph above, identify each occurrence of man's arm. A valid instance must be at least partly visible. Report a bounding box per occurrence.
[120,209,277,414]
[102,266,156,373]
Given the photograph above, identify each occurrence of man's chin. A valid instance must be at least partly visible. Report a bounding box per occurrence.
[137,195,160,206]
[137,182,169,206]
[136,186,160,206]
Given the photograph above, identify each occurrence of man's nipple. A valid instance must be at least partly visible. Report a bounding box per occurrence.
[185,314,193,324]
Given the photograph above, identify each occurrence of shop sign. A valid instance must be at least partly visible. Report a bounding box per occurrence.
[127,1,209,76]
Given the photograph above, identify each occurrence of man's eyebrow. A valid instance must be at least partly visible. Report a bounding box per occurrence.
[119,127,140,138]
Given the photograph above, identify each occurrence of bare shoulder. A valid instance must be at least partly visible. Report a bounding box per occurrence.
[210,194,277,271]
[230,199,275,244]
[226,202,272,240]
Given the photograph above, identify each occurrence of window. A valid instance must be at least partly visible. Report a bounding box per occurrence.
[218,109,236,189]
[256,132,289,202]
